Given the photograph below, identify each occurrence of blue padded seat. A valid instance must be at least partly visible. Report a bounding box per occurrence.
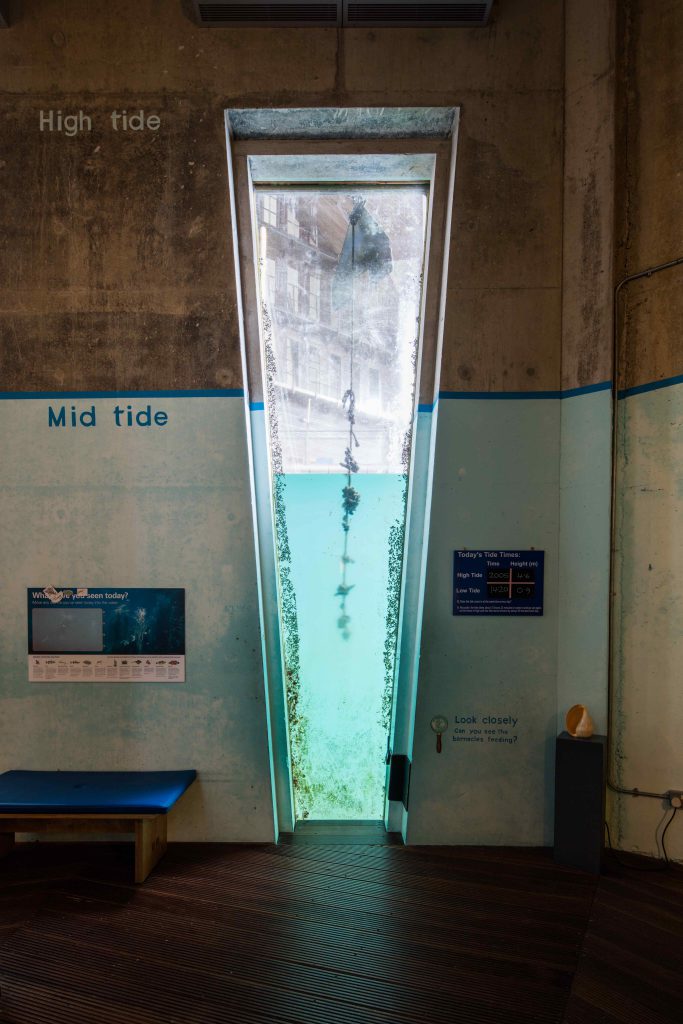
[0,770,197,816]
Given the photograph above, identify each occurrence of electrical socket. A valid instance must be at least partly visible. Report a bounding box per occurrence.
[666,791,683,809]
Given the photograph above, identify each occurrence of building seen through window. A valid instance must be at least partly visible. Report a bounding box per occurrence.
[256,189,426,473]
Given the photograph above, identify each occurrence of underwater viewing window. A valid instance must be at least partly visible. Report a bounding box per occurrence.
[255,187,428,819]
[226,109,458,833]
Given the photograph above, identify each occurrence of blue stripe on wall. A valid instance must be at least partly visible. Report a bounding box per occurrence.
[0,389,244,400]
[439,389,563,400]
[2,375,679,404]
[435,377,683,402]
[438,381,612,401]
[560,381,612,398]
[618,372,683,399]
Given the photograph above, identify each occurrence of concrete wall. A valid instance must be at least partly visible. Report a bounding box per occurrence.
[6,1,674,853]
[409,397,560,845]
[0,0,572,843]
[609,0,683,860]
[0,0,564,395]
[612,383,683,861]
[557,0,614,739]
[557,387,612,739]
[408,0,617,846]
[0,395,275,841]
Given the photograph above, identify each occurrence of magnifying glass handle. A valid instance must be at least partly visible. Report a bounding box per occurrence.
[436,733,442,753]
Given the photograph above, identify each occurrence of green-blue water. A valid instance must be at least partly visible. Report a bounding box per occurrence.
[280,472,407,820]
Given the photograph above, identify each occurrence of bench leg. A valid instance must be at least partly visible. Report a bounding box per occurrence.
[134,816,167,883]
[0,832,14,858]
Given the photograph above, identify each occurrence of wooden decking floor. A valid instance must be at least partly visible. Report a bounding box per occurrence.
[0,836,681,1023]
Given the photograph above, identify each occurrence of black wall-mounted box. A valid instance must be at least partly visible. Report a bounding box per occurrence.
[388,754,411,810]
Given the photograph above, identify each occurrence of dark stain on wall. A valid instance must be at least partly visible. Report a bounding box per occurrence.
[576,169,602,386]
[616,0,683,389]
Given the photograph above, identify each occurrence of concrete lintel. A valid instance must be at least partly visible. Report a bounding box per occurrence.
[228,107,457,142]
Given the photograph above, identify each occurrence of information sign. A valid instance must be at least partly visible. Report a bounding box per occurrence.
[28,586,185,682]
[453,551,544,616]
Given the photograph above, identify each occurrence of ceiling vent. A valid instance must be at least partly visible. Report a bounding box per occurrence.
[193,0,492,26]
[193,1,342,25]
[343,2,492,25]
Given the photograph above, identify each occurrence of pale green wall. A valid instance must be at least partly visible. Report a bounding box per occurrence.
[557,388,612,735]
[0,395,275,841]
[611,380,683,861]
[408,397,561,845]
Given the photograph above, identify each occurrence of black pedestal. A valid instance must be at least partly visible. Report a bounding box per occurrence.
[554,731,606,874]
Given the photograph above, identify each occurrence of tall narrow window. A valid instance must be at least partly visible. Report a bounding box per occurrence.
[255,187,428,820]
[227,107,458,834]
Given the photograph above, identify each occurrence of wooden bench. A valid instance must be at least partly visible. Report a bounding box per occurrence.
[0,770,196,883]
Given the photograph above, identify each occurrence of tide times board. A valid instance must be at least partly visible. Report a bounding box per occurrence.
[453,551,544,616]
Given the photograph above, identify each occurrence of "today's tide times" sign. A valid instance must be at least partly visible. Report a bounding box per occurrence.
[453,550,544,616]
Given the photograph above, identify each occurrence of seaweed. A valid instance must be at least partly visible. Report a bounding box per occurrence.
[380,339,417,731]
[381,499,406,731]
[263,308,314,820]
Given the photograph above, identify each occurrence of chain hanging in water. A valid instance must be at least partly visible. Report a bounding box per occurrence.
[333,199,393,638]
[336,204,362,639]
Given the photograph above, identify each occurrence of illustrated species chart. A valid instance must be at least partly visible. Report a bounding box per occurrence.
[28,587,185,682]
[453,551,544,616]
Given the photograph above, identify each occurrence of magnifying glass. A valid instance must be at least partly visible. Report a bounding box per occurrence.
[430,715,449,753]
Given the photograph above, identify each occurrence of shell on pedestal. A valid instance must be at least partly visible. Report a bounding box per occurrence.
[565,704,595,738]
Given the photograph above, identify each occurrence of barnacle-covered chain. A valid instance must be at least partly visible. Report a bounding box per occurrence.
[336,204,362,639]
